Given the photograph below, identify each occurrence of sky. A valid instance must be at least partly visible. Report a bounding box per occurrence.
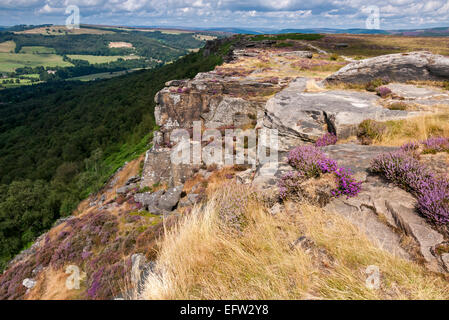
[0,0,448,30]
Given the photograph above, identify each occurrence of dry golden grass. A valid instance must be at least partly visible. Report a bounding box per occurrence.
[304,79,326,92]
[374,113,449,146]
[25,267,86,300]
[140,183,449,300]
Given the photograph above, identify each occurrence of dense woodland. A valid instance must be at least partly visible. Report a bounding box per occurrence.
[0,39,230,270]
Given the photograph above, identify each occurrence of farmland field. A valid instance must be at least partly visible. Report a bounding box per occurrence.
[0,52,73,72]
[15,25,114,35]
[19,46,56,54]
[0,41,15,53]
[66,54,140,64]
[67,68,143,81]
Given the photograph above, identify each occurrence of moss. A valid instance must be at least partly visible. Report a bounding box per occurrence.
[388,102,408,111]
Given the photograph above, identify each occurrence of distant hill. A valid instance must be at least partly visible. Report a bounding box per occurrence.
[200,26,449,36]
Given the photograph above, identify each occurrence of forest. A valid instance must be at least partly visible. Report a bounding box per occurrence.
[0,39,229,270]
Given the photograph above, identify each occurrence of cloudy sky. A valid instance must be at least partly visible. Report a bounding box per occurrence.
[0,0,448,30]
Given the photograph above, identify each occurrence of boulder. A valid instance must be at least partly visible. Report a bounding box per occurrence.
[140,148,172,188]
[326,51,449,84]
[386,201,445,272]
[278,50,313,59]
[158,185,184,211]
[131,254,153,297]
[116,183,137,195]
[22,278,36,289]
[263,79,412,146]
[322,144,398,181]
[385,83,448,100]
[125,175,141,185]
[134,190,165,215]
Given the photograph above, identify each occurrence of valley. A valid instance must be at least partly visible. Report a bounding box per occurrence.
[0,24,220,88]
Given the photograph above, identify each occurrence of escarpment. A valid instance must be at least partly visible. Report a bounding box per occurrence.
[2,36,449,300]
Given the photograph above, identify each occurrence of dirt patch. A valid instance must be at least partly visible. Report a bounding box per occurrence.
[108,42,134,49]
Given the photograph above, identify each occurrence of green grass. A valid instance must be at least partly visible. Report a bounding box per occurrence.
[19,46,56,54]
[0,52,73,73]
[67,69,143,81]
[0,77,41,88]
[80,132,153,199]
[67,54,139,64]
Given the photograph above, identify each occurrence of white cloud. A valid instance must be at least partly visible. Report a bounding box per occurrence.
[0,0,448,29]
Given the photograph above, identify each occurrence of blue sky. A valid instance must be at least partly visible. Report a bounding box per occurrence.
[0,0,448,29]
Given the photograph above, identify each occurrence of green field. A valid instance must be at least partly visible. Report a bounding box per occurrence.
[0,52,73,73]
[0,77,42,88]
[67,54,140,64]
[19,46,56,54]
[0,41,15,53]
[67,68,143,81]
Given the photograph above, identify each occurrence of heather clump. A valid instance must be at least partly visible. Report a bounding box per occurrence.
[215,182,255,231]
[365,77,389,92]
[357,119,387,145]
[287,145,326,178]
[371,149,449,224]
[376,86,392,98]
[422,136,449,154]
[280,145,361,200]
[315,132,337,147]
[0,205,166,300]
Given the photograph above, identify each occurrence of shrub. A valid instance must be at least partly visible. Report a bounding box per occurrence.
[400,141,420,153]
[357,119,387,145]
[422,137,449,154]
[316,132,337,147]
[376,86,392,98]
[287,145,326,178]
[365,78,388,92]
[370,149,449,224]
[281,145,361,200]
[329,53,339,61]
[388,102,408,111]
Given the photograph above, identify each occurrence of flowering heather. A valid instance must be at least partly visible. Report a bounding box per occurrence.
[376,86,392,98]
[278,171,305,199]
[417,179,449,224]
[400,141,420,153]
[315,132,337,147]
[287,145,326,178]
[371,150,449,224]
[422,137,449,154]
[281,145,362,200]
[331,167,362,198]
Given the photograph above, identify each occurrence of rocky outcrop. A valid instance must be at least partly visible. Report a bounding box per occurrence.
[326,51,449,84]
[154,74,280,135]
[323,144,449,272]
[262,78,413,149]
[134,184,183,215]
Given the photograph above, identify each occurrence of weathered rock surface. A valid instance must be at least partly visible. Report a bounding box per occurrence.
[323,144,398,181]
[278,50,313,58]
[323,144,448,271]
[386,83,448,100]
[22,278,36,289]
[158,185,184,211]
[131,254,153,297]
[326,51,449,84]
[154,73,281,135]
[263,78,412,148]
[116,183,137,195]
[134,185,183,214]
